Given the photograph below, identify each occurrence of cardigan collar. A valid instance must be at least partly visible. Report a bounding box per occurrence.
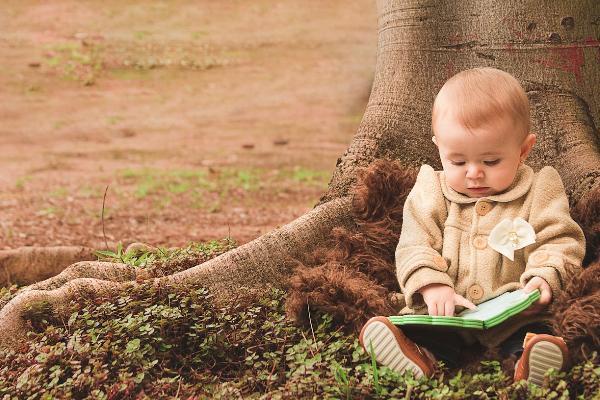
[439,163,534,204]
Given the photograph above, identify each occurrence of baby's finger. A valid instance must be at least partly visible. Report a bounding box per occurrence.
[524,277,542,293]
[539,287,552,305]
[435,301,445,316]
[444,301,454,317]
[454,294,477,310]
[427,302,437,316]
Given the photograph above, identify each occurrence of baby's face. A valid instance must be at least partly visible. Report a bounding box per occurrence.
[432,114,535,198]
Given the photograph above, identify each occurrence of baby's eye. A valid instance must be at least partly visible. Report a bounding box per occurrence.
[450,161,465,166]
[484,159,501,166]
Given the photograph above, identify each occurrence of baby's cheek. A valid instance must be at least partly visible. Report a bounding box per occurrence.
[446,171,464,191]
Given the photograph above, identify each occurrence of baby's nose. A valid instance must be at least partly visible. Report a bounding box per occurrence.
[466,164,484,179]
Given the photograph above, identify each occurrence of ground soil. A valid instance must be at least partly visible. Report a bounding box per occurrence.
[0,1,377,250]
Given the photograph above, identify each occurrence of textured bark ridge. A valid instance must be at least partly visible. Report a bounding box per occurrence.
[0,246,96,287]
[1,0,599,354]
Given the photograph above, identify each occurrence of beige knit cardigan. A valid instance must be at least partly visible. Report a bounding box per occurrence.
[395,163,586,347]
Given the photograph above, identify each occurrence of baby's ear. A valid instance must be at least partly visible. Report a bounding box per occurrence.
[520,133,536,160]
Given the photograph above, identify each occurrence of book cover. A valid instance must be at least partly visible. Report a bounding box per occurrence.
[387,289,541,330]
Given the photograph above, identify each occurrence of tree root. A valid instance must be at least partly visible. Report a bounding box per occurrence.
[0,197,353,350]
[0,277,131,349]
[26,261,138,291]
[0,246,96,287]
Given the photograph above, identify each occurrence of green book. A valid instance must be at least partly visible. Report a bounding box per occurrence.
[388,289,541,330]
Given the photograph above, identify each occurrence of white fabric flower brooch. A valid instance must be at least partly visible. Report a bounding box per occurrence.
[488,217,536,261]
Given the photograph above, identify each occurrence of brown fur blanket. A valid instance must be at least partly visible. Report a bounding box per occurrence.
[286,159,600,372]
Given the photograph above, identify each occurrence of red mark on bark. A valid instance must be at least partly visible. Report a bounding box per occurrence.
[534,38,599,83]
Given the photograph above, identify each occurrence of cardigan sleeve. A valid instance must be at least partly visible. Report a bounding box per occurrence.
[521,166,586,295]
[395,165,454,309]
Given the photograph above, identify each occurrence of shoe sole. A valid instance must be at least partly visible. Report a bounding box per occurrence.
[359,317,429,378]
[526,341,565,386]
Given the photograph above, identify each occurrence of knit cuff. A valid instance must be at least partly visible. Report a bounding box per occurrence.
[523,250,564,294]
[520,267,561,296]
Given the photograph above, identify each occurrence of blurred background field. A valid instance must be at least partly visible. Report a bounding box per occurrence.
[0,1,377,249]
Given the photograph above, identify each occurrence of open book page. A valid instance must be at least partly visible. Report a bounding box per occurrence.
[388,289,540,329]
[457,289,538,321]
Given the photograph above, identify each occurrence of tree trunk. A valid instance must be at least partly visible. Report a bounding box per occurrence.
[321,0,600,204]
[1,0,599,350]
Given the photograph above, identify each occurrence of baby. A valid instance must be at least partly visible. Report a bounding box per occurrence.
[359,67,586,386]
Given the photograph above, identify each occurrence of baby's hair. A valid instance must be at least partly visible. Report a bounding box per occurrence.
[432,67,530,141]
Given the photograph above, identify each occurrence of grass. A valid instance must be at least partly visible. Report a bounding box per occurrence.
[0,239,598,399]
[14,175,32,190]
[48,187,68,198]
[41,36,231,87]
[117,166,329,211]
[119,168,210,198]
[44,41,104,86]
[95,239,237,271]
[52,120,68,130]
[118,166,329,195]
[106,115,124,125]
[280,166,330,188]
[134,30,152,40]
[37,206,62,217]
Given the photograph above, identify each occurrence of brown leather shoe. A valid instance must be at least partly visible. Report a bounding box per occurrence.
[359,316,435,378]
[513,332,568,386]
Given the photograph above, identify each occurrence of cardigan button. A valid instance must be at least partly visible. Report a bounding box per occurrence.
[473,235,487,250]
[468,284,484,300]
[475,201,492,216]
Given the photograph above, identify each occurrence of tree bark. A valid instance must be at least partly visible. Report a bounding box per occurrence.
[0,246,96,287]
[1,0,599,350]
[321,0,600,204]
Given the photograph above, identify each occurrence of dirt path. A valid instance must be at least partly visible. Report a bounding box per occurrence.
[0,1,377,250]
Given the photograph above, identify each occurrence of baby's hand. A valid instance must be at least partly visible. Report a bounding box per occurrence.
[521,276,552,316]
[418,283,477,316]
